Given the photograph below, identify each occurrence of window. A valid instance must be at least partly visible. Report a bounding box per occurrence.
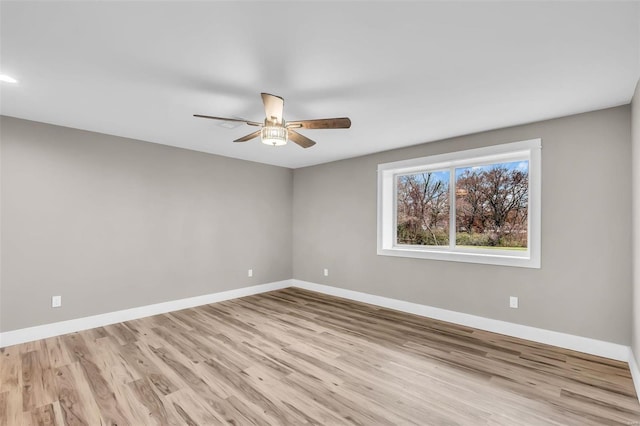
[377,139,541,268]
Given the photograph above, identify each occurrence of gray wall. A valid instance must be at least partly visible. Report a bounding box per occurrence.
[293,106,632,344]
[632,81,640,361]
[1,106,634,347]
[0,116,292,332]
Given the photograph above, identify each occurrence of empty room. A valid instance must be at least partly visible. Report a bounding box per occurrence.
[2,1,640,425]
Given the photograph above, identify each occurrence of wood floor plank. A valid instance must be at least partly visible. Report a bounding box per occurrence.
[21,350,56,412]
[163,388,228,425]
[18,341,42,356]
[53,364,91,426]
[41,338,72,371]
[0,345,23,395]
[0,391,13,426]
[201,357,303,425]
[128,378,179,426]
[54,362,104,426]
[117,341,180,396]
[240,364,345,425]
[1,287,639,425]
[92,336,141,385]
[61,334,129,425]
[147,344,229,401]
[26,403,58,426]
[0,392,5,422]
[103,323,138,346]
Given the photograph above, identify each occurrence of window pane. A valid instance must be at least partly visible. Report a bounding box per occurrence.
[396,171,450,246]
[455,161,528,249]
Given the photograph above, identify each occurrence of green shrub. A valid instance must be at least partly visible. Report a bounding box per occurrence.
[397,225,449,246]
[456,232,527,248]
[455,232,492,246]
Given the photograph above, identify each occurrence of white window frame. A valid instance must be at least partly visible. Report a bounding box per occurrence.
[377,139,541,268]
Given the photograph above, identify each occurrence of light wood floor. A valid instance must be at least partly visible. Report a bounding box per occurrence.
[1,288,639,425]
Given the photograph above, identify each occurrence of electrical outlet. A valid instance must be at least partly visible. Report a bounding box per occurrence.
[248,269,253,277]
[509,296,518,309]
[323,268,329,276]
[52,295,62,308]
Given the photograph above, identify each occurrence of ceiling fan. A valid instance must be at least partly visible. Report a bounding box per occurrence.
[194,93,351,148]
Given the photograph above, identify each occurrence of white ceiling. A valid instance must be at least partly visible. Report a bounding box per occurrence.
[1,1,638,168]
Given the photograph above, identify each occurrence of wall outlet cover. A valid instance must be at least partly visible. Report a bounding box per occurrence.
[52,295,62,308]
[509,296,519,309]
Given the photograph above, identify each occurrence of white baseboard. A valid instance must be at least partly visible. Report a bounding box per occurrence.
[1,278,634,371]
[292,280,631,362]
[629,350,640,403]
[0,280,291,348]
[3,278,639,401]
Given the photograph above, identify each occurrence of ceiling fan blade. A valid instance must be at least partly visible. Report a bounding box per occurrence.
[288,130,316,149]
[287,117,351,130]
[261,93,284,124]
[234,130,262,143]
[193,115,261,126]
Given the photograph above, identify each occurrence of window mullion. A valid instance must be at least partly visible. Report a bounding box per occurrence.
[393,174,398,247]
[449,167,456,250]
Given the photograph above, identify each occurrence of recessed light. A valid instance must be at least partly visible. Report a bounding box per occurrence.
[0,74,18,84]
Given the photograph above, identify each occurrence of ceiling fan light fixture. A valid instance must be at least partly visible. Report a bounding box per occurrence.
[261,126,288,146]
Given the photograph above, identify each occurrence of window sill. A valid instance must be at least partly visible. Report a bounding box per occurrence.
[377,246,540,269]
